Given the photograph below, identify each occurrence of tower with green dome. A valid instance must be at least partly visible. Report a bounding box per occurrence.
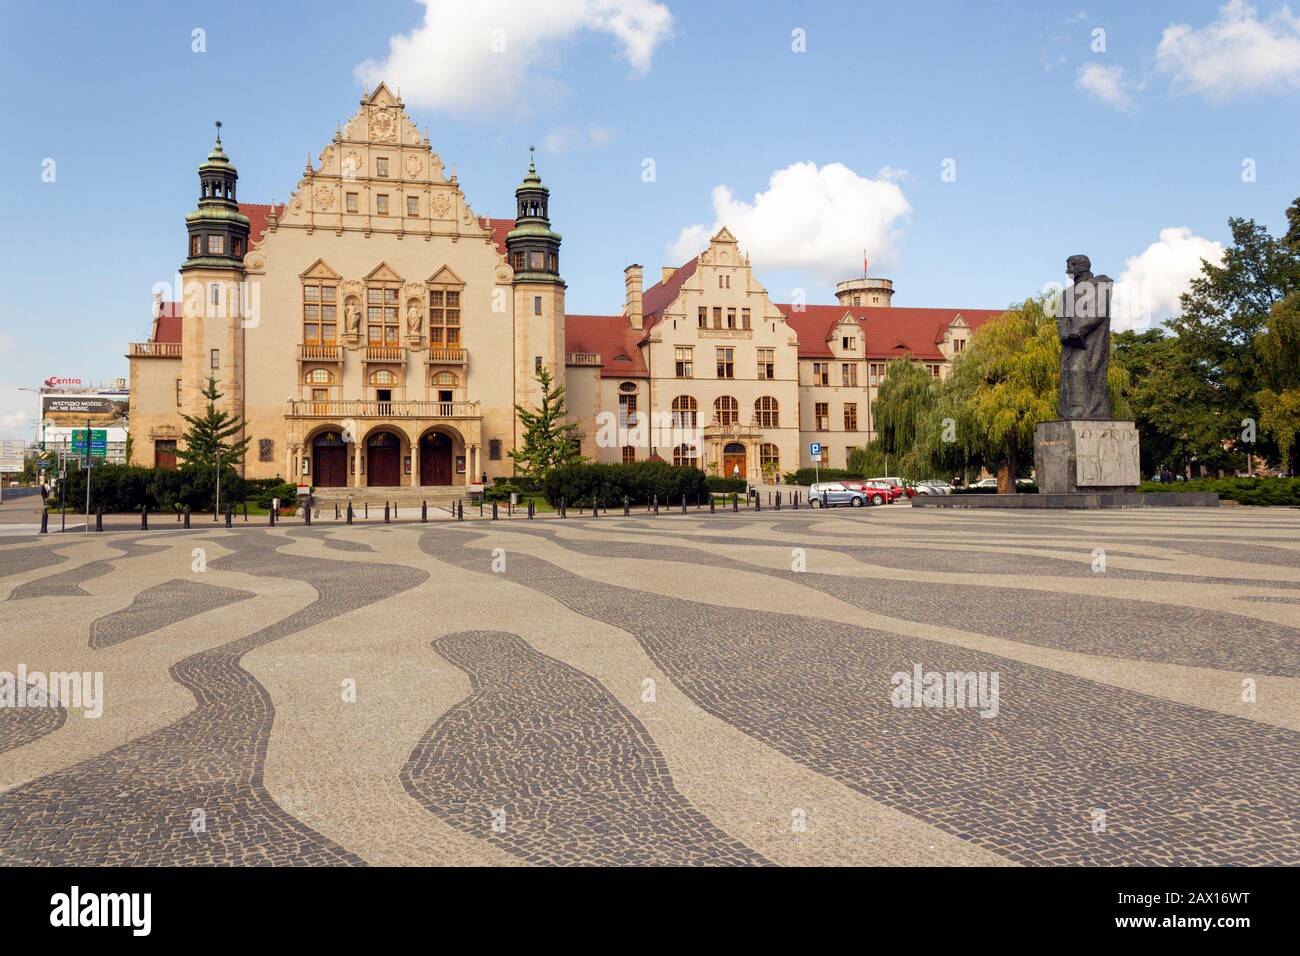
[182,121,251,270]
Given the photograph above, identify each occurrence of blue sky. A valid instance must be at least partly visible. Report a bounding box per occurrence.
[1,0,1297,439]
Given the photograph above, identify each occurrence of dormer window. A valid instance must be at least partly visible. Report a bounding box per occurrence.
[842,336,856,350]
[207,234,224,254]
[953,339,967,353]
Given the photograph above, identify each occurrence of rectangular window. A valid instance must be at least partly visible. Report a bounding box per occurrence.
[726,307,737,329]
[741,308,751,329]
[675,346,693,378]
[716,347,734,378]
[927,363,943,379]
[489,438,502,461]
[428,288,461,345]
[207,234,224,254]
[619,393,638,428]
[210,349,220,370]
[376,194,389,215]
[367,286,399,345]
[953,339,966,353]
[190,235,201,256]
[622,446,636,465]
[844,403,858,432]
[529,251,545,271]
[303,284,337,344]
[376,157,389,177]
[812,362,829,387]
[698,306,707,329]
[814,402,830,431]
[869,362,886,386]
[346,192,359,213]
[712,307,722,329]
[175,379,183,407]
[406,195,419,217]
[757,348,775,380]
[534,296,542,316]
[842,363,858,387]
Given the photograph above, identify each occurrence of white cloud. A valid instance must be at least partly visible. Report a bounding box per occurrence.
[1111,227,1226,331]
[355,0,674,115]
[1075,62,1138,112]
[541,124,615,154]
[1156,0,1300,101]
[668,162,911,283]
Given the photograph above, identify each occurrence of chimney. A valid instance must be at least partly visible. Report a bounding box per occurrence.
[661,266,676,284]
[624,264,644,330]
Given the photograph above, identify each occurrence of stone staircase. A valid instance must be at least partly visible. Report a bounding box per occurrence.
[308,485,465,514]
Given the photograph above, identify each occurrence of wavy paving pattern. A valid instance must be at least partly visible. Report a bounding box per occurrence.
[89,578,256,650]
[7,537,166,600]
[0,545,67,581]
[0,692,66,755]
[0,530,424,865]
[403,630,768,866]
[553,523,1300,675]
[424,527,1300,866]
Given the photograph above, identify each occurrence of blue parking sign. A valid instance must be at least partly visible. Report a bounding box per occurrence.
[809,442,822,461]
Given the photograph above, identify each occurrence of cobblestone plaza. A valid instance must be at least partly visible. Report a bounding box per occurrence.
[1,506,1297,866]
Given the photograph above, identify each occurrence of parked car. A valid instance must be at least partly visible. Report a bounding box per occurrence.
[808,481,871,507]
[916,479,954,495]
[855,480,903,503]
[841,480,890,506]
[971,477,999,489]
[868,476,917,498]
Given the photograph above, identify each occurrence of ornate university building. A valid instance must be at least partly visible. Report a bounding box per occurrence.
[128,85,1000,486]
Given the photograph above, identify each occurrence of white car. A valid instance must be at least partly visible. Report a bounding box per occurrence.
[971,478,999,489]
[918,480,954,495]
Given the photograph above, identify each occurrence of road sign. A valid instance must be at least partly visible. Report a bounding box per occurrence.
[71,429,108,458]
[0,440,23,473]
[809,442,822,462]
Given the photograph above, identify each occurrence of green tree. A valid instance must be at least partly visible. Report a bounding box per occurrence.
[175,376,251,470]
[872,358,941,477]
[509,365,585,483]
[1254,291,1300,474]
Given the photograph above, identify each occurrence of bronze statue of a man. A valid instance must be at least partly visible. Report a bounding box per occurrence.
[1058,254,1113,419]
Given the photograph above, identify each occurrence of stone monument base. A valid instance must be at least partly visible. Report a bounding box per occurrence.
[911,492,1219,509]
[1034,419,1141,494]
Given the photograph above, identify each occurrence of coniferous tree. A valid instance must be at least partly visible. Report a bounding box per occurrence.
[509,366,586,484]
[176,376,251,471]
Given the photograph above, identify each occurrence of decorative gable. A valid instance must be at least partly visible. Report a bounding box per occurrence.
[365,262,403,283]
[299,259,341,280]
[426,265,465,287]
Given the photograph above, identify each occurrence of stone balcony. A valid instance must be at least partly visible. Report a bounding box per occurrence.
[299,344,343,362]
[426,347,468,365]
[128,342,182,358]
[566,352,602,366]
[287,399,481,420]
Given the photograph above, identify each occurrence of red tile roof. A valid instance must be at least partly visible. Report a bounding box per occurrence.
[775,304,1005,360]
[565,314,649,378]
[152,300,183,343]
[479,217,514,256]
[241,203,284,249]
[641,257,698,331]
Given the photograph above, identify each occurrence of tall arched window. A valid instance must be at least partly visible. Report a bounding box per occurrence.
[672,444,698,467]
[713,395,739,426]
[671,395,697,429]
[754,396,779,428]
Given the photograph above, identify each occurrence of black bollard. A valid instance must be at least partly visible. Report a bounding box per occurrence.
[710,495,715,513]
[754,491,761,512]
[559,497,566,519]
[776,491,782,511]
[393,502,398,519]
[384,502,391,524]
[40,509,48,534]
[364,502,369,519]
[346,502,354,525]
[305,505,312,525]
[491,501,498,521]
[653,494,659,516]
[793,492,799,510]
[623,496,630,516]
[269,506,275,526]
[421,500,428,523]
[183,505,191,528]
[335,503,341,520]
[141,507,149,530]
[591,497,598,519]
[528,498,535,519]
[225,506,233,528]
[243,502,248,522]
[95,508,103,532]
[681,494,687,514]
[457,499,464,521]
[732,492,738,512]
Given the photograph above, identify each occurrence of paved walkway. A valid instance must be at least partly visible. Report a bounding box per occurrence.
[0,507,1297,865]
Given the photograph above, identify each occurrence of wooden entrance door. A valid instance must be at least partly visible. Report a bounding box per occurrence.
[313,433,348,487]
[367,432,401,486]
[419,432,453,486]
[723,442,746,480]
[154,440,177,470]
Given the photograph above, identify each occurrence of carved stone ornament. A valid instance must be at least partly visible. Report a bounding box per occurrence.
[404,154,423,178]
[343,150,362,180]
[432,193,451,218]
[314,185,335,209]
[370,108,397,143]
[258,438,274,462]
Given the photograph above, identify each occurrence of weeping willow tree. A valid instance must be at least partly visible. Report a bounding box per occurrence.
[1254,291,1300,474]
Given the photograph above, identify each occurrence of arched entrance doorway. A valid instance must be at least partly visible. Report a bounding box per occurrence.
[419,432,453,486]
[367,431,402,487]
[312,430,348,487]
[723,442,747,480]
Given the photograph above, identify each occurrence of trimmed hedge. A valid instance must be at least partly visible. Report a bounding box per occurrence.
[788,467,856,486]
[543,462,709,507]
[1139,476,1300,506]
[54,464,283,513]
[706,476,748,493]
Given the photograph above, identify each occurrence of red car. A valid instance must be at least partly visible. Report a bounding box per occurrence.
[867,477,916,498]
[841,480,893,505]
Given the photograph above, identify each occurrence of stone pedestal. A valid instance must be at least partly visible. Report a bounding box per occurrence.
[1034,419,1140,494]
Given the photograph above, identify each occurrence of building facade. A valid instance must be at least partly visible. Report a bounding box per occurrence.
[128,85,1001,486]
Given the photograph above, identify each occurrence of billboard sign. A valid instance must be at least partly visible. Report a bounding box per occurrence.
[0,440,23,472]
[41,392,129,427]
